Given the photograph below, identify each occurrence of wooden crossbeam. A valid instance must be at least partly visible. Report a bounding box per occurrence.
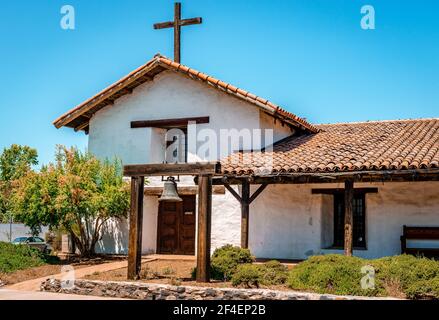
[123,162,219,177]
[74,121,90,132]
[223,182,268,248]
[249,183,268,204]
[212,169,439,185]
[224,183,241,202]
[154,17,202,29]
[131,116,209,129]
[143,185,225,196]
[153,2,202,63]
[311,188,378,195]
[224,183,268,205]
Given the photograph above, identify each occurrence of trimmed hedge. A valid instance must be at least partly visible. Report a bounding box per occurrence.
[231,264,261,288]
[287,254,439,299]
[191,245,255,281]
[0,241,47,273]
[210,245,255,280]
[231,260,288,288]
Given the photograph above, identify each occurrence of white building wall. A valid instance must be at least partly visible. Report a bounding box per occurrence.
[259,111,294,145]
[88,70,439,260]
[88,70,261,165]
[249,181,439,260]
[90,71,272,254]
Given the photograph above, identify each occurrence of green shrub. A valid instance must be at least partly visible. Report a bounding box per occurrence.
[373,255,439,299]
[0,241,47,273]
[405,277,439,300]
[259,260,288,285]
[231,264,262,288]
[287,254,439,299]
[210,245,254,280]
[287,254,383,296]
[231,260,288,288]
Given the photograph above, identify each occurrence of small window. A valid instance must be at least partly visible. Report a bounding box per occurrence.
[333,193,366,248]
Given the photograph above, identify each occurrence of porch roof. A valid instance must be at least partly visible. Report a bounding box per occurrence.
[220,118,439,178]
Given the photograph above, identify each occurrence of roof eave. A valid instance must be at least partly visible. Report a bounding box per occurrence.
[53,54,318,133]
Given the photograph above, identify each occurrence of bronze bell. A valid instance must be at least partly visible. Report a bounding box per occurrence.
[159,176,183,202]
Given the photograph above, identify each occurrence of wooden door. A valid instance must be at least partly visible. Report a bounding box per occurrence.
[157,195,196,255]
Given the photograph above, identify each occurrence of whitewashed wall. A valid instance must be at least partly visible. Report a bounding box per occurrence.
[89,71,262,165]
[91,70,292,255]
[249,181,439,260]
[88,71,439,259]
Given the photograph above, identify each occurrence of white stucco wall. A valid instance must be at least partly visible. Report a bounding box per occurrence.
[249,181,439,260]
[88,70,263,165]
[259,111,294,144]
[89,70,296,255]
[87,69,438,260]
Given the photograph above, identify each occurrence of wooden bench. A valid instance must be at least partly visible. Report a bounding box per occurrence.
[401,225,439,258]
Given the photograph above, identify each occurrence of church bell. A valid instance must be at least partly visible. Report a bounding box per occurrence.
[159,176,183,202]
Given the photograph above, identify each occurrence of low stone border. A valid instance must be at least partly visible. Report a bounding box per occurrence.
[41,279,399,300]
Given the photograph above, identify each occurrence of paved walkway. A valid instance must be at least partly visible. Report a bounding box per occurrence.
[0,289,125,300]
[5,254,195,292]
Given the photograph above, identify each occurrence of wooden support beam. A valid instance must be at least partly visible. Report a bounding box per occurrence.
[223,183,241,202]
[127,176,144,280]
[212,169,439,185]
[131,116,209,129]
[344,180,354,257]
[241,180,250,249]
[74,121,90,132]
[120,88,133,95]
[196,175,212,282]
[144,185,225,196]
[123,162,219,177]
[249,183,268,204]
[154,17,202,29]
[223,182,267,248]
[312,188,378,195]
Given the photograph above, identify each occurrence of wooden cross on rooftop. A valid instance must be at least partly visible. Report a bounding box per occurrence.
[153,2,202,63]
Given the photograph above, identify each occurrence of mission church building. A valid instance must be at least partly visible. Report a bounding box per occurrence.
[53,4,439,262]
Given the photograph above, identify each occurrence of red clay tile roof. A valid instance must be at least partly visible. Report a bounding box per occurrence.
[53,54,318,134]
[221,118,439,175]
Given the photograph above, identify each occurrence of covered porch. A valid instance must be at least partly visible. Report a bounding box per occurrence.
[124,162,439,282]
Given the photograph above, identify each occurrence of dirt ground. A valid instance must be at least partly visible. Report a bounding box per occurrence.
[82,259,293,290]
[84,259,195,283]
[0,256,125,286]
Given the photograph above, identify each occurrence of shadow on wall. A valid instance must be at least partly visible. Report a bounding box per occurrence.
[95,218,129,254]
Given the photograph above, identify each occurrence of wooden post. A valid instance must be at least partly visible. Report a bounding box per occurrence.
[196,174,212,282]
[153,2,202,64]
[127,176,144,280]
[241,180,250,248]
[344,179,354,256]
[173,2,181,63]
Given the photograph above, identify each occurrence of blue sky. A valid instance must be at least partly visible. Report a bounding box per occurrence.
[0,0,438,166]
